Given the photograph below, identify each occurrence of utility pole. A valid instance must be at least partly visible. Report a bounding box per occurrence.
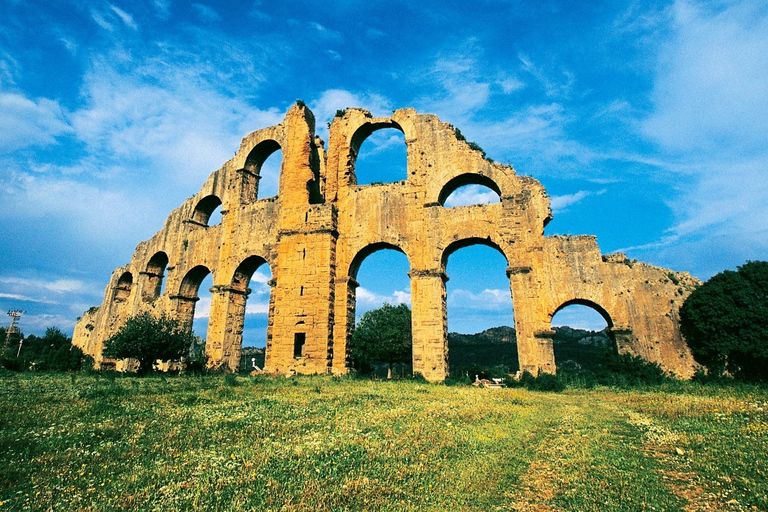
[5,310,24,354]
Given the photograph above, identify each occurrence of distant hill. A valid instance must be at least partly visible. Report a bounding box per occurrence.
[448,325,613,374]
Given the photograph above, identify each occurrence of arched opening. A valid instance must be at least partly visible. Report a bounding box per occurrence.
[550,300,613,372]
[244,140,282,199]
[114,272,133,302]
[444,241,518,379]
[176,265,212,336]
[191,195,223,226]
[192,273,214,341]
[143,252,169,300]
[230,256,272,373]
[348,243,411,378]
[352,123,407,186]
[438,174,502,207]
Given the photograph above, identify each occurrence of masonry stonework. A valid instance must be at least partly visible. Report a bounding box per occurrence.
[73,104,699,380]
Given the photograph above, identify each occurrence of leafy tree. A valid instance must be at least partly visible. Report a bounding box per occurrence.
[1,326,86,372]
[680,260,768,382]
[349,303,412,377]
[103,312,196,375]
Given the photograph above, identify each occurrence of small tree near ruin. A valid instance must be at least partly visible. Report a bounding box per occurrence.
[350,303,412,378]
[103,312,196,375]
[680,260,768,382]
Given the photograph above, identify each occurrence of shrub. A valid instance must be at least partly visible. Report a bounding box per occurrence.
[103,312,196,375]
[518,371,566,392]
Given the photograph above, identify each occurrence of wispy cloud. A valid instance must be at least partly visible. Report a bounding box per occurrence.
[0,93,71,153]
[550,189,606,213]
[110,5,138,30]
[635,0,768,275]
[192,3,221,23]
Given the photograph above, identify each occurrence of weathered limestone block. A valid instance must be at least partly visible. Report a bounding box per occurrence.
[73,103,698,380]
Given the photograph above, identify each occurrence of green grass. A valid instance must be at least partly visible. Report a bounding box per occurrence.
[0,373,766,511]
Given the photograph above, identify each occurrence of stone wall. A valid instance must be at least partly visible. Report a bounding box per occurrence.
[73,104,698,380]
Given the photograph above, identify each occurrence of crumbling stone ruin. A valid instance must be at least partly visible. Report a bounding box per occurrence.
[73,104,699,381]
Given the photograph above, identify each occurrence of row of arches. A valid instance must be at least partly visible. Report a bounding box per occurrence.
[190,126,502,230]
[113,254,274,349]
[351,243,614,376]
[114,238,616,371]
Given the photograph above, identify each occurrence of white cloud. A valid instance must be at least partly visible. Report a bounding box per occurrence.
[245,303,268,314]
[110,5,138,30]
[192,3,221,23]
[0,277,88,295]
[67,50,283,190]
[642,1,768,154]
[448,288,511,312]
[636,0,768,275]
[18,313,78,333]
[498,77,525,94]
[356,287,410,308]
[550,189,606,213]
[518,52,575,99]
[0,293,59,305]
[194,296,210,319]
[0,93,71,153]
[309,89,392,140]
[153,0,171,19]
[443,185,500,207]
[91,10,114,31]
[310,22,343,42]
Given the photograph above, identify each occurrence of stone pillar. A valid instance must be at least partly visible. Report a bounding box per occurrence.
[263,279,277,371]
[507,266,556,375]
[204,285,229,371]
[170,295,199,331]
[409,268,448,382]
[331,275,358,375]
[205,285,250,372]
[236,168,261,204]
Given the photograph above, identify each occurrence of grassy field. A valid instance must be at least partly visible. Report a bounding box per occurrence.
[0,373,766,511]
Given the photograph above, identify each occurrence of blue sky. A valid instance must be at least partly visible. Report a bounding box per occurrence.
[1,0,767,344]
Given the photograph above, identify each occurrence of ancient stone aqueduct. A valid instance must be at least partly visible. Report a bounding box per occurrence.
[73,103,698,380]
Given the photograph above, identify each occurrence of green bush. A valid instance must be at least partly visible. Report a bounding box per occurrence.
[558,351,670,388]
[518,371,566,392]
[103,312,196,375]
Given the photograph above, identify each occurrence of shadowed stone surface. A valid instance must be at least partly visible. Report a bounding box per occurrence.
[73,104,698,380]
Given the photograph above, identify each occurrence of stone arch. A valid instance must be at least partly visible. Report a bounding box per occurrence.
[207,255,272,372]
[348,241,410,280]
[241,139,282,201]
[142,251,169,300]
[231,255,270,292]
[550,299,615,371]
[349,121,406,186]
[438,173,502,206]
[191,195,222,226]
[551,298,614,328]
[114,271,133,302]
[174,265,212,331]
[179,265,212,299]
[344,241,412,375]
[441,237,509,271]
[443,240,518,376]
